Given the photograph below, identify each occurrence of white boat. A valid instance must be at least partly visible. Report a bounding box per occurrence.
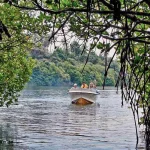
[69,88,99,105]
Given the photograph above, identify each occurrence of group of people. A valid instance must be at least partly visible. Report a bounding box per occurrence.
[72,81,96,89]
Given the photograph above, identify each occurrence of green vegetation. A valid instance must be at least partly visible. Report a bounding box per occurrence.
[29,41,120,86]
[0,4,36,106]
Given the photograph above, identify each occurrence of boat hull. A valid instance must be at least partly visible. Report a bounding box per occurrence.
[69,88,98,105]
[72,98,93,105]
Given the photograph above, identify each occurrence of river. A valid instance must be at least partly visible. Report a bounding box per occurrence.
[0,86,145,150]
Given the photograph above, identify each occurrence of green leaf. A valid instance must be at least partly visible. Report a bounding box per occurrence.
[45,0,52,5]
[97,42,104,49]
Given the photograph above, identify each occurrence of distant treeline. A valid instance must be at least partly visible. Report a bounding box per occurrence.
[29,41,120,86]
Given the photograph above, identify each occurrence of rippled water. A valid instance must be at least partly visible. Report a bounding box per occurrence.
[0,86,145,150]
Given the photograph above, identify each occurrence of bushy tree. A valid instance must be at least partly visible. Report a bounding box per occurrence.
[0,4,35,106]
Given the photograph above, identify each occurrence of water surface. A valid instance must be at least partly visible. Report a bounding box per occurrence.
[0,86,145,150]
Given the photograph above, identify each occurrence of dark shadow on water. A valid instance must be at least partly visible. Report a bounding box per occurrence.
[0,124,17,150]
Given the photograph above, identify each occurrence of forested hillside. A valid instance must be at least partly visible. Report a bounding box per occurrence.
[29,41,120,86]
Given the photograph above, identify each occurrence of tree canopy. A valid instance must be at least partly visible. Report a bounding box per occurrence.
[30,42,119,86]
[0,0,150,148]
[0,4,36,106]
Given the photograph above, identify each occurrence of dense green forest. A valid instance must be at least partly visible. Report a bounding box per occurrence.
[29,41,120,86]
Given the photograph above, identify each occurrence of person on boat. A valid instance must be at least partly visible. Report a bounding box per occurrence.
[89,81,100,93]
[71,83,78,89]
[81,82,88,88]
[89,82,94,89]
[93,79,97,88]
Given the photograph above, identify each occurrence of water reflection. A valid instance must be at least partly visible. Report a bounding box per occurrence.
[0,86,145,150]
[0,124,17,150]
